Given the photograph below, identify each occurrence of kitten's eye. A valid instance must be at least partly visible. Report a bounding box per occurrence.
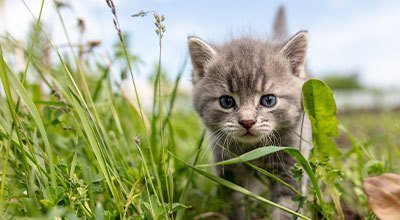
[219,96,235,109]
[260,94,277,107]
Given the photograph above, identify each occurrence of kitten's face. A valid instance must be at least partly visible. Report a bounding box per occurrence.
[189,32,308,146]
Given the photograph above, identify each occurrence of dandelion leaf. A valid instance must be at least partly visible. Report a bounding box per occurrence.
[302,79,340,159]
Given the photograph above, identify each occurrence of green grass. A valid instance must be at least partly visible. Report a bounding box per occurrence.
[0,2,399,219]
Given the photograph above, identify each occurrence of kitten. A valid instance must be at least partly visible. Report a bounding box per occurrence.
[187,8,312,220]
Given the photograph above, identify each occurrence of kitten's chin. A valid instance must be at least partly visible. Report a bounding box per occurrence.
[234,133,263,144]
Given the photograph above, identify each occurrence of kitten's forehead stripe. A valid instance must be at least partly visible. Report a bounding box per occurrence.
[227,75,233,93]
[215,38,285,97]
[261,73,267,91]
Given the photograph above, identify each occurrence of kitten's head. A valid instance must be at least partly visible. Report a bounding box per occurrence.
[188,31,308,145]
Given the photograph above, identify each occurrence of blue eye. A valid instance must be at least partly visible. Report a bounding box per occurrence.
[219,96,235,109]
[260,94,277,107]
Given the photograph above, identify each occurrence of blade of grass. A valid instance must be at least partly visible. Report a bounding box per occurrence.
[171,152,311,220]
[66,88,123,214]
[196,146,324,206]
[1,46,56,191]
[196,146,289,167]
[175,130,205,220]
[51,2,126,197]
[162,55,188,128]
[154,14,169,217]
[21,2,126,214]
[244,161,302,196]
[0,45,19,201]
[133,141,162,219]
[106,4,167,217]
[5,59,57,187]
[0,0,46,200]
[92,66,110,102]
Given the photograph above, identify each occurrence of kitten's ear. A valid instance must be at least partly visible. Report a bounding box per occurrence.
[188,36,217,81]
[280,31,308,78]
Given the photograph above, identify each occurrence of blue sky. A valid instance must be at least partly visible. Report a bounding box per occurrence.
[1,0,400,87]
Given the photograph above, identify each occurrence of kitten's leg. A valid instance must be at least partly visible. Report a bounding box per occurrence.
[270,193,297,220]
[267,153,300,220]
[214,145,246,220]
[217,164,251,220]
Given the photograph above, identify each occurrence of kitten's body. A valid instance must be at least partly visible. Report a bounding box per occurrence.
[188,8,311,219]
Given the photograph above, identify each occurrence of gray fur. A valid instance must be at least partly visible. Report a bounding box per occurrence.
[188,27,311,220]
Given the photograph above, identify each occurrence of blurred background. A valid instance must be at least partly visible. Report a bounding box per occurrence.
[1,0,400,111]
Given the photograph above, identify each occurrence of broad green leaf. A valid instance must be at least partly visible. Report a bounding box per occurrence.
[302,79,340,158]
[302,79,342,219]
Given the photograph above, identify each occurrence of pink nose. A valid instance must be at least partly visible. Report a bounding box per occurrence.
[239,119,256,129]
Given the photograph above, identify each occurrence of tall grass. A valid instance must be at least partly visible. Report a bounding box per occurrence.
[0,1,399,219]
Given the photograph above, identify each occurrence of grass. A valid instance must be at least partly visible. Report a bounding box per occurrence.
[0,1,399,219]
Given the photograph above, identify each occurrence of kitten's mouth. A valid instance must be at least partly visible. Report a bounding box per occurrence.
[234,130,262,144]
[242,131,255,137]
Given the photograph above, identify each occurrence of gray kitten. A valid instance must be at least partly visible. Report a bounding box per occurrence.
[188,9,311,220]
[188,32,312,218]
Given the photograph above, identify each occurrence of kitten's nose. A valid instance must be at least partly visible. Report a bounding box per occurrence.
[239,119,256,129]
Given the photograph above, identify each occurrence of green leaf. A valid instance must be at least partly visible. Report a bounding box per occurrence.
[292,163,304,181]
[302,79,343,218]
[302,79,340,158]
[171,203,190,212]
[197,146,285,167]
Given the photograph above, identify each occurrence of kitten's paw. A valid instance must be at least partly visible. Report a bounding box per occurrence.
[271,196,297,220]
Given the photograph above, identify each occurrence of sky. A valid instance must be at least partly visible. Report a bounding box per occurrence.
[1,0,400,88]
